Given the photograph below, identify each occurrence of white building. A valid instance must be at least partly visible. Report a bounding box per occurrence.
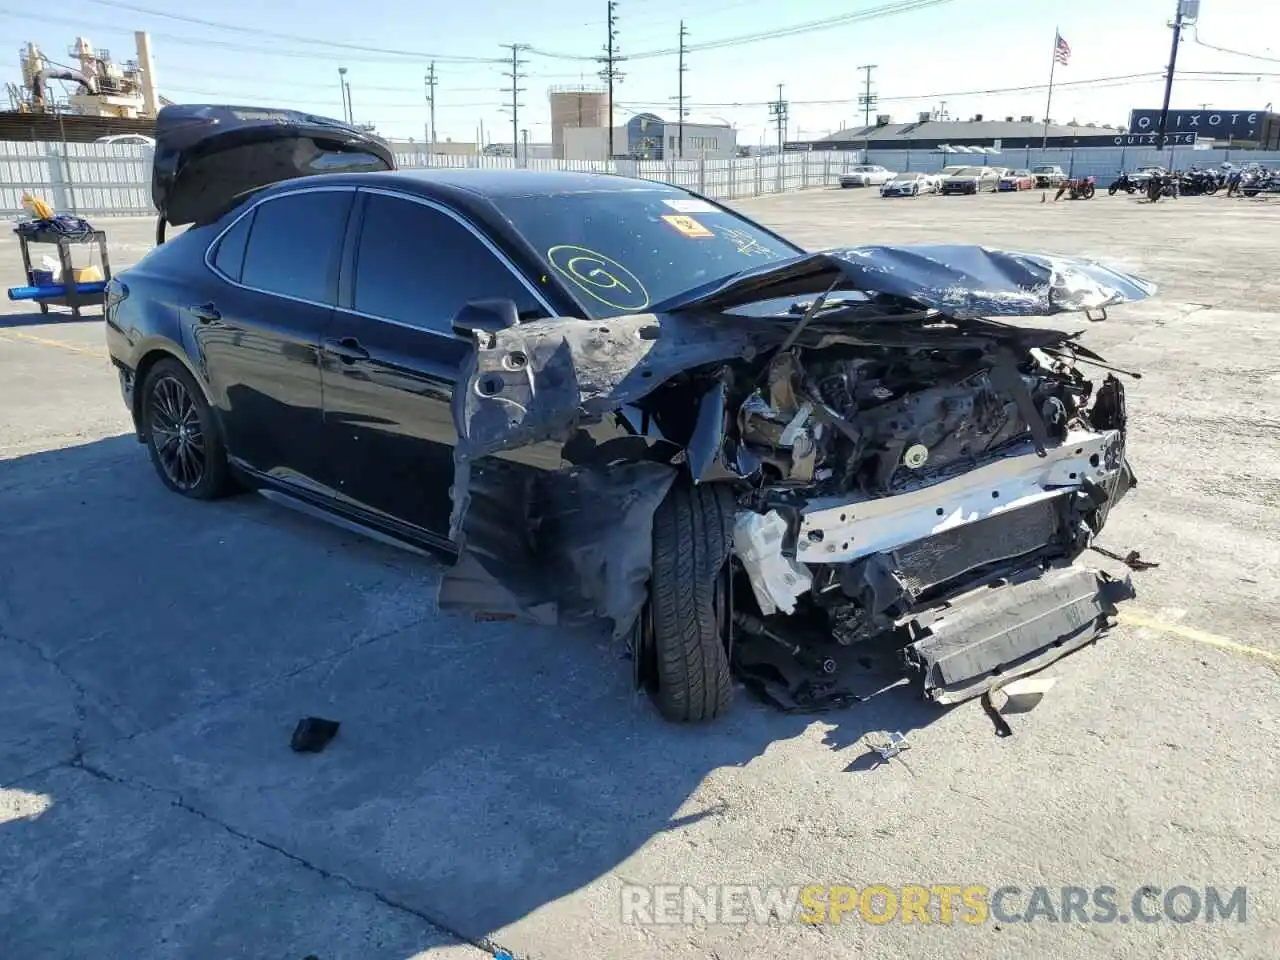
[562,113,737,161]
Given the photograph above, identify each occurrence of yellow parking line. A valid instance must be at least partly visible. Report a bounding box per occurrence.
[0,329,106,358]
[1120,608,1280,667]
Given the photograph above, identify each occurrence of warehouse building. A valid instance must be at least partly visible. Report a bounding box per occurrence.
[785,114,1174,152]
[563,112,737,161]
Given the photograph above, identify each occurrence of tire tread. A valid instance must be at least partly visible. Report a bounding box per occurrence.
[649,483,734,722]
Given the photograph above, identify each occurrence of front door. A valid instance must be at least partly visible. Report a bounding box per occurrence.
[193,187,355,493]
[320,190,550,538]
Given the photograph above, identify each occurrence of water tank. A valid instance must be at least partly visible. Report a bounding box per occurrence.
[549,87,610,159]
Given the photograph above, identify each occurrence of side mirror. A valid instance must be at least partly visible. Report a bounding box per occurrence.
[452,298,520,336]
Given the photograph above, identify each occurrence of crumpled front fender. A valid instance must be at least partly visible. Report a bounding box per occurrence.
[451,312,766,463]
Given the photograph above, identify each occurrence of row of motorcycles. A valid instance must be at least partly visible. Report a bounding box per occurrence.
[1108,165,1278,202]
[1107,168,1225,200]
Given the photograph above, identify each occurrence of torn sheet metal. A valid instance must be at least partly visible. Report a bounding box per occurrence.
[653,244,1157,319]
[438,460,678,639]
[452,311,768,462]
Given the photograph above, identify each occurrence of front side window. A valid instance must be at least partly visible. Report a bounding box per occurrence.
[352,193,544,332]
[240,190,353,304]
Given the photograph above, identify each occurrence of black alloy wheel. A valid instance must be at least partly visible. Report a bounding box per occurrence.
[142,358,233,500]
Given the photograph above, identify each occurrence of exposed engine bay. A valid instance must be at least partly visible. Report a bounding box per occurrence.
[440,244,1153,713]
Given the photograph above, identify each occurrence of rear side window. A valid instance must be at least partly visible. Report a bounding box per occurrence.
[211,208,254,282]
[240,190,353,304]
[351,193,543,332]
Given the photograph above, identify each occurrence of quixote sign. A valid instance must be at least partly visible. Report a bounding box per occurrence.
[1129,108,1262,140]
[1101,132,1198,147]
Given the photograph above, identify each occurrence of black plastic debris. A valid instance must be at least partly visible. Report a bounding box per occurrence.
[290,717,340,753]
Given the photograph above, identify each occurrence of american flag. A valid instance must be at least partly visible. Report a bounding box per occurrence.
[1054,32,1071,65]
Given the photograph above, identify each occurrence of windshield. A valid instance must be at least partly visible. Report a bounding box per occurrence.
[952,167,982,176]
[492,187,801,318]
[891,172,921,180]
[1032,165,1057,173]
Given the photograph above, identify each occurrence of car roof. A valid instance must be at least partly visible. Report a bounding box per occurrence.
[247,167,699,242]
[278,167,687,200]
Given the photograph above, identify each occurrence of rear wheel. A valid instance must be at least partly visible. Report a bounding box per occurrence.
[645,483,735,722]
[142,358,233,500]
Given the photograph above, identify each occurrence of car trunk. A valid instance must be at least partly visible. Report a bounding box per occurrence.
[151,104,395,232]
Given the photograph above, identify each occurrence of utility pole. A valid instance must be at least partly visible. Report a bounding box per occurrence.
[501,43,528,164]
[768,83,789,155]
[424,62,437,151]
[857,64,878,127]
[676,20,688,159]
[597,0,625,159]
[1156,0,1198,149]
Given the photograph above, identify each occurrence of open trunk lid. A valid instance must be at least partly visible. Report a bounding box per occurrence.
[152,104,395,228]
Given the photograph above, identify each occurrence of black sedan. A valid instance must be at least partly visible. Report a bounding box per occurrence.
[108,104,1156,723]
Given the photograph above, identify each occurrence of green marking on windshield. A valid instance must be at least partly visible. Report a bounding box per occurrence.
[547,244,651,312]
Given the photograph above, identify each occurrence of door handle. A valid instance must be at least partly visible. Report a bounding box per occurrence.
[322,337,370,363]
[192,302,221,323]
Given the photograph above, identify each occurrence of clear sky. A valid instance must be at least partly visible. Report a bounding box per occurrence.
[2,0,1277,147]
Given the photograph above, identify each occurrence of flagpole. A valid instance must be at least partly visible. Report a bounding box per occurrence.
[1042,28,1059,149]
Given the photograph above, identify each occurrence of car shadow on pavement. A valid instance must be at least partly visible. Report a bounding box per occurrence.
[0,309,103,328]
[0,435,955,958]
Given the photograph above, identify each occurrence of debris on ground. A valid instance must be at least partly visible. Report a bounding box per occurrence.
[1091,545,1160,570]
[873,731,911,760]
[991,676,1057,714]
[290,717,340,753]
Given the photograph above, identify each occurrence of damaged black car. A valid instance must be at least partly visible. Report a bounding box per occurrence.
[107,105,1156,723]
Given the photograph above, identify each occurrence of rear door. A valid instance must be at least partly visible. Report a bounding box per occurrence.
[196,186,354,492]
[319,189,551,538]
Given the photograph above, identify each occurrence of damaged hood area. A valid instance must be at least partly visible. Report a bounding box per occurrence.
[654,244,1156,320]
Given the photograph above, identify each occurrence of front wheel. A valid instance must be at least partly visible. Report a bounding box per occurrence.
[1108,182,1120,196]
[142,358,234,500]
[644,483,735,722]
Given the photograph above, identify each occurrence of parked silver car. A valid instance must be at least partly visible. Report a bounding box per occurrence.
[940,166,1000,194]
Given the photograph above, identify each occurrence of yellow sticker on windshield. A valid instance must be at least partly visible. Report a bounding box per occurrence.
[661,214,714,238]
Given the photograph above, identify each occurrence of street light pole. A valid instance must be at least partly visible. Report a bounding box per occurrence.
[338,67,349,123]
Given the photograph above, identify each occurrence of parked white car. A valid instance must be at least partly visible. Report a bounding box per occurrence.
[880,171,939,197]
[839,164,895,188]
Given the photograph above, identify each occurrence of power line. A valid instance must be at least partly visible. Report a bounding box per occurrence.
[1156,0,1193,147]
[597,0,625,157]
[858,64,878,126]
[425,63,438,148]
[768,83,788,154]
[500,43,529,162]
[531,0,951,61]
[675,20,688,158]
[77,0,506,62]
[1190,28,1280,64]
[617,71,1175,110]
[0,8,487,64]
